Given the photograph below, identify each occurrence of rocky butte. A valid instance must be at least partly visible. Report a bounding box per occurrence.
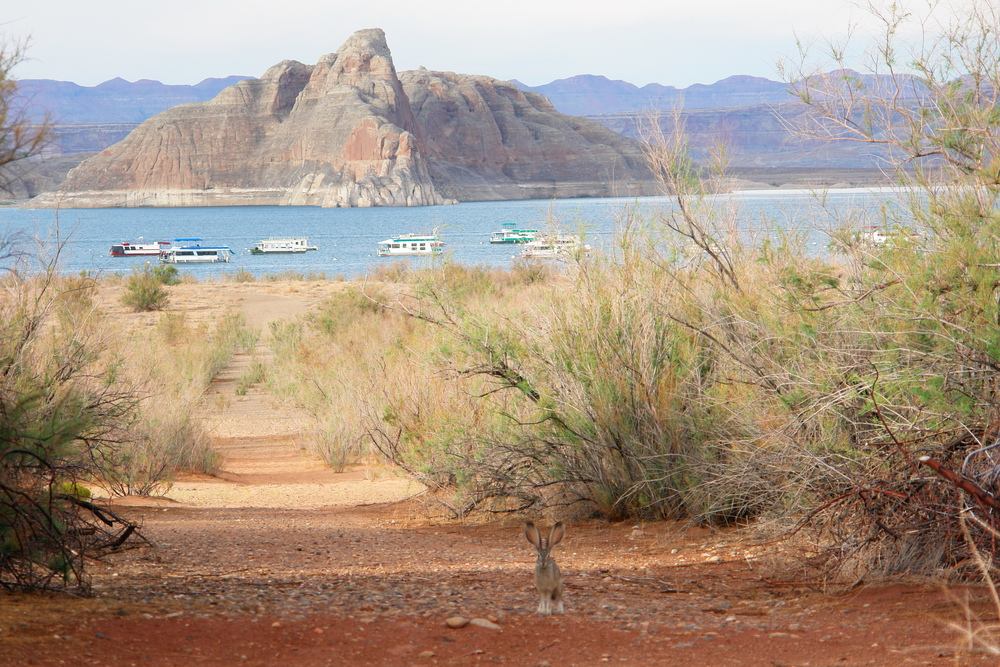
[35,29,657,208]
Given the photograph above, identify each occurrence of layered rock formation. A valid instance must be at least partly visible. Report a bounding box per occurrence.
[402,70,651,201]
[39,30,447,208]
[35,30,655,209]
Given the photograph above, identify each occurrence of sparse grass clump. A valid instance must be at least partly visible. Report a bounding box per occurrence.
[228,267,255,283]
[236,360,266,395]
[262,269,330,281]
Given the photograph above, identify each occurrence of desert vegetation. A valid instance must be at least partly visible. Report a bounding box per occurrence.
[262,0,1000,586]
[0,240,259,591]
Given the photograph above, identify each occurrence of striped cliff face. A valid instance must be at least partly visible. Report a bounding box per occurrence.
[44,29,446,209]
[36,28,657,210]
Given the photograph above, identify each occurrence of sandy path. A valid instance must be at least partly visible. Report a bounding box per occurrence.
[155,281,424,510]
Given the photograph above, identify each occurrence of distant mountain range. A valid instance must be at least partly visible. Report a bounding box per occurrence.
[511,74,793,116]
[17,73,794,126]
[16,76,252,124]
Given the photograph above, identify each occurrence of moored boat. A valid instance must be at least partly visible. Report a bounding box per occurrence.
[490,222,538,244]
[856,227,922,248]
[110,239,171,257]
[249,237,318,254]
[377,233,444,256]
[519,234,592,259]
[160,239,234,264]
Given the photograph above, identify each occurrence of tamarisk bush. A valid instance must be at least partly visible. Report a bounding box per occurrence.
[0,243,149,592]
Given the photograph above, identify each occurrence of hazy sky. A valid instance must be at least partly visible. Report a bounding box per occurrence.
[6,0,874,88]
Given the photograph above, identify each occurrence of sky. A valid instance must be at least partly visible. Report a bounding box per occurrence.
[5,0,879,89]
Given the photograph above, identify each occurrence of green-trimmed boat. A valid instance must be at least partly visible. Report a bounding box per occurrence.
[490,222,538,244]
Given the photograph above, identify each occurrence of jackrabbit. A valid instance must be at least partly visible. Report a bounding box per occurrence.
[524,521,565,614]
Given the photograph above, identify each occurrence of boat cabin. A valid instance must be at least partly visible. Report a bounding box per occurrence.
[160,239,233,264]
[377,234,444,256]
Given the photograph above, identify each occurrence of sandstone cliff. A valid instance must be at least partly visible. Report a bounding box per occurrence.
[402,70,653,201]
[39,30,447,208]
[35,30,655,208]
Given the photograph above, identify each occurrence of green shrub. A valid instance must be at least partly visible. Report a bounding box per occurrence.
[151,263,181,285]
[121,265,169,312]
[0,261,148,592]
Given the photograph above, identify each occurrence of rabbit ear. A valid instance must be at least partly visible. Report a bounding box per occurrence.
[548,522,565,547]
[524,522,542,548]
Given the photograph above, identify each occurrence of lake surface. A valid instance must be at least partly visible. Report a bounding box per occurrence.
[0,188,908,279]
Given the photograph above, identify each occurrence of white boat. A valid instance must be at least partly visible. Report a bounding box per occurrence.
[249,237,318,254]
[856,227,922,248]
[377,233,444,256]
[490,222,538,244]
[160,239,234,264]
[110,239,172,257]
[519,234,593,259]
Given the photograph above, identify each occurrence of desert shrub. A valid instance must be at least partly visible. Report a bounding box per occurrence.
[0,251,149,592]
[357,203,811,522]
[197,311,256,381]
[743,0,1000,580]
[234,322,259,356]
[509,258,556,285]
[120,264,169,311]
[151,263,181,285]
[156,311,189,344]
[97,412,221,496]
[265,281,427,471]
[313,417,362,472]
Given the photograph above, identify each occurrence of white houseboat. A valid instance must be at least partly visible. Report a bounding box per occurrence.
[110,239,172,257]
[249,237,318,254]
[490,222,538,244]
[160,239,234,264]
[856,227,922,248]
[519,235,593,259]
[377,233,444,257]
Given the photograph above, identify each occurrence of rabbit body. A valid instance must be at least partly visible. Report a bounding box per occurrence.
[524,521,565,614]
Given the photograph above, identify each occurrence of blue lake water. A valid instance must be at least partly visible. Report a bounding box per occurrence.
[0,188,907,279]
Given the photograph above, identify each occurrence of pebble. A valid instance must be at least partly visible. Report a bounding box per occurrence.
[445,616,469,628]
[470,618,501,630]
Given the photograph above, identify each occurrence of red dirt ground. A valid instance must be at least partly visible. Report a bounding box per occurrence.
[3,504,999,666]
